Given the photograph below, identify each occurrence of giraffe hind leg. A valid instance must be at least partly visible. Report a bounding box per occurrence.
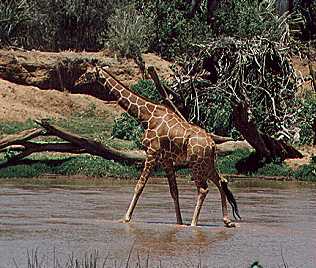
[210,173,240,228]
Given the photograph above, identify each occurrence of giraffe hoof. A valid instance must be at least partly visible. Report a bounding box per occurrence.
[224,221,239,228]
[119,218,130,223]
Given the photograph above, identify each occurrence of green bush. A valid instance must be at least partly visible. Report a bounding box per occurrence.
[56,155,139,177]
[111,112,144,148]
[0,162,52,178]
[143,0,212,58]
[294,162,316,181]
[217,149,252,174]
[105,3,154,58]
[298,96,316,144]
[214,0,286,40]
[0,0,31,46]
[256,162,292,177]
[9,0,116,50]
[131,80,161,102]
[111,80,160,147]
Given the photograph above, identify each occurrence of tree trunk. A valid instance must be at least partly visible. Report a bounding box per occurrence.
[0,120,146,168]
[232,102,303,173]
[0,120,255,169]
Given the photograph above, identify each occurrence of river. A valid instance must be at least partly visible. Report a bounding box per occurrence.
[0,178,315,267]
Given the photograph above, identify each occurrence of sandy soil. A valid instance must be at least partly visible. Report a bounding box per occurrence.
[0,78,123,122]
[0,51,173,122]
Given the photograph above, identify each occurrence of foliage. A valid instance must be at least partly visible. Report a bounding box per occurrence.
[111,112,144,148]
[294,162,316,181]
[0,154,139,179]
[196,95,234,136]
[56,155,138,178]
[105,3,154,58]
[6,0,116,50]
[256,161,292,177]
[173,33,302,142]
[0,162,50,178]
[111,80,160,147]
[0,119,36,135]
[142,0,212,58]
[217,149,252,174]
[0,0,31,46]
[131,79,161,102]
[297,95,316,144]
[214,0,288,40]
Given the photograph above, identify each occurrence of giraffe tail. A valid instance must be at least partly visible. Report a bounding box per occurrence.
[221,180,241,220]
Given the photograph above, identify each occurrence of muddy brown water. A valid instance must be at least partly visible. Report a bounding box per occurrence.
[0,179,315,267]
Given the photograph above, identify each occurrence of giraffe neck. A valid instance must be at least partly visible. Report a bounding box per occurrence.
[100,72,156,123]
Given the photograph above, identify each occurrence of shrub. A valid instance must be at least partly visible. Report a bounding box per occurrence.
[256,162,292,177]
[16,0,115,50]
[217,149,252,174]
[213,0,286,40]
[143,0,212,58]
[0,162,51,178]
[0,0,31,47]
[111,112,144,148]
[298,95,316,144]
[294,163,316,181]
[105,3,154,58]
[111,80,160,147]
[56,155,139,177]
[131,80,161,102]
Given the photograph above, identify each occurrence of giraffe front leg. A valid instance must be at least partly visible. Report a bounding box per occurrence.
[163,162,183,225]
[121,154,157,223]
[191,180,209,227]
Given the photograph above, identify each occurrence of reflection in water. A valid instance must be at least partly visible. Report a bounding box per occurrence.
[0,180,315,267]
[125,222,232,259]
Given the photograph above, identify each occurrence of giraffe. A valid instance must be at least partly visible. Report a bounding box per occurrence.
[75,66,241,227]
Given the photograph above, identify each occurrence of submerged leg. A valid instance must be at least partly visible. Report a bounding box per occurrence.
[191,179,209,226]
[163,162,183,225]
[122,154,157,223]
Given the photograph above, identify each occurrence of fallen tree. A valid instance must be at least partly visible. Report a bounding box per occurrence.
[172,36,304,172]
[0,120,146,169]
[0,120,253,169]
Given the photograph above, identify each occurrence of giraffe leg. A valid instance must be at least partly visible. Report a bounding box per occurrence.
[191,179,209,227]
[162,162,183,225]
[122,154,157,223]
[211,175,237,228]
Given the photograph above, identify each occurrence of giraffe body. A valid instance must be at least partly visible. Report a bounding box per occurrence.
[76,66,241,227]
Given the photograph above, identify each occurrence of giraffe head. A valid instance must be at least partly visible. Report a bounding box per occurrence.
[75,65,108,87]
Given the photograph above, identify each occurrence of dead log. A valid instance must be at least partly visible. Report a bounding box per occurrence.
[0,120,255,169]
[0,120,146,168]
[232,102,303,173]
[0,128,44,150]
